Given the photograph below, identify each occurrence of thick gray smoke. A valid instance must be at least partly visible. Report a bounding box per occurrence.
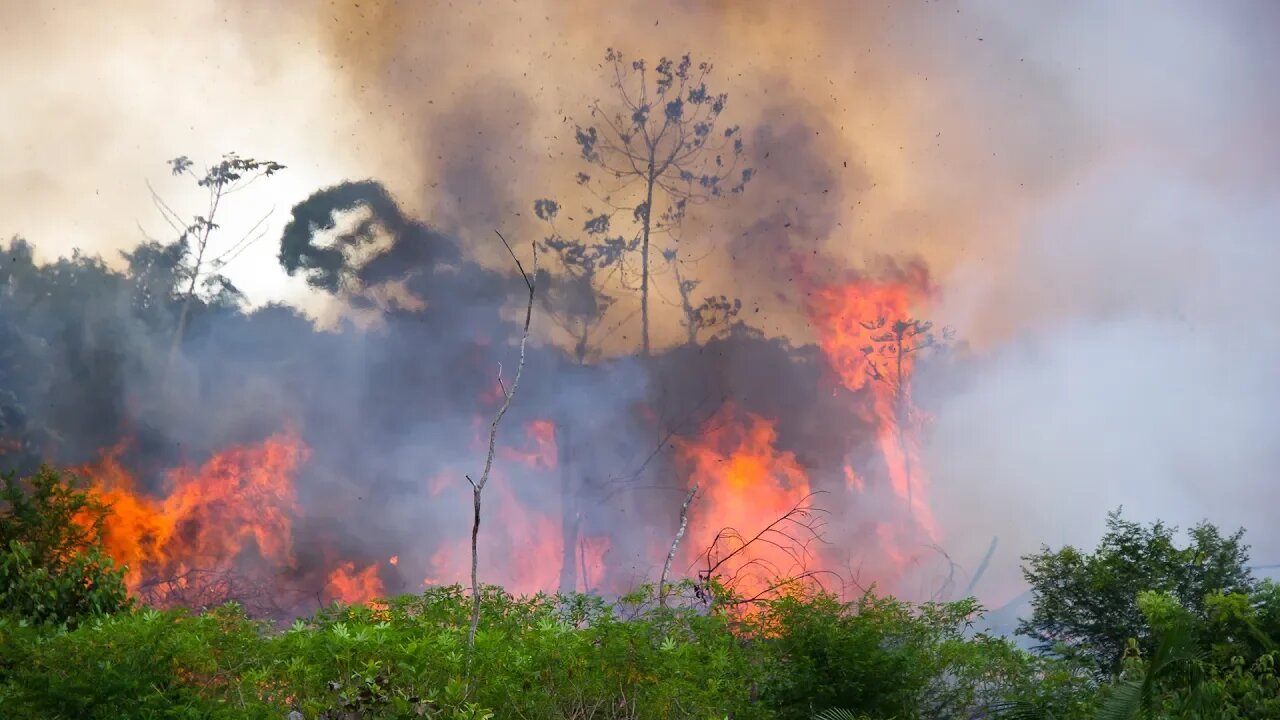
[923,1,1280,611]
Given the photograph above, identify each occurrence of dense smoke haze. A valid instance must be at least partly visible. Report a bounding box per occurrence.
[2,0,1278,619]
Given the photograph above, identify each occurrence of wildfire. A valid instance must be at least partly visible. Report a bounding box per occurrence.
[674,404,814,600]
[499,419,558,470]
[807,277,940,543]
[425,419,608,595]
[325,562,384,604]
[53,276,947,614]
[77,432,308,597]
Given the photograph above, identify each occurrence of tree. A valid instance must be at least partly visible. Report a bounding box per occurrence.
[147,152,285,361]
[1018,509,1256,674]
[553,49,754,356]
[532,198,634,364]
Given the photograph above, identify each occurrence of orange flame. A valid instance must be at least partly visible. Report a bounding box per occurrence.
[674,404,813,599]
[77,432,308,596]
[325,561,384,604]
[500,419,558,470]
[424,418,612,595]
[808,278,940,542]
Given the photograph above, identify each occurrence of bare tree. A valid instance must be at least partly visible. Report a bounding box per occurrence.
[557,49,754,356]
[466,232,538,650]
[148,152,285,365]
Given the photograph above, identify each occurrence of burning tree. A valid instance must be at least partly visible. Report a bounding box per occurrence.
[857,316,952,514]
[808,275,951,544]
[543,49,754,356]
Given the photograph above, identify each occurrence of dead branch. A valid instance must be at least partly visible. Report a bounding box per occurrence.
[693,491,833,606]
[658,483,698,607]
[466,231,538,651]
[134,565,308,621]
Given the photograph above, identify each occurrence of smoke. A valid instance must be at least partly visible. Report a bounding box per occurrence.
[923,1,1280,607]
[3,0,1279,613]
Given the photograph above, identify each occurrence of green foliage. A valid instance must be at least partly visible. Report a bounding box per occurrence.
[0,467,130,627]
[0,604,274,719]
[1018,509,1255,674]
[812,709,870,720]
[0,471,1269,720]
[0,581,1094,720]
[757,592,1094,720]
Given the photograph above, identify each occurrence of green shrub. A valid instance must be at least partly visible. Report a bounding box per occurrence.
[0,467,130,627]
[0,604,274,719]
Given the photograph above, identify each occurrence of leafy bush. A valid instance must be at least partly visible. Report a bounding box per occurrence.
[0,583,1097,719]
[0,604,274,719]
[0,467,130,627]
[753,592,1094,720]
[1018,509,1255,674]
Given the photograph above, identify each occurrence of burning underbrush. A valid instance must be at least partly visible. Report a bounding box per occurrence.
[51,269,947,619]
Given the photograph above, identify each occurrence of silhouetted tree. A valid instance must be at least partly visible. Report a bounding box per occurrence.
[532,198,635,364]
[548,49,754,356]
[860,316,951,513]
[666,247,743,345]
[530,199,637,593]
[149,152,285,361]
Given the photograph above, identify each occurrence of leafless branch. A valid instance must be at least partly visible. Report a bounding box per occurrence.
[467,233,539,651]
[658,483,698,607]
[693,491,833,606]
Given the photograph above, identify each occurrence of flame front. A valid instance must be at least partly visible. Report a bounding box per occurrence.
[674,404,813,600]
[78,432,307,598]
[326,562,384,604]
[808,276,940,543]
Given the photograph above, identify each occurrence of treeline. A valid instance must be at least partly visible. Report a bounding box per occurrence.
[1,468,1277,718]
[0,182,878,604]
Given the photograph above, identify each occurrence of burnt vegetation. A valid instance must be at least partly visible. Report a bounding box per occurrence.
[1,52,1278,719]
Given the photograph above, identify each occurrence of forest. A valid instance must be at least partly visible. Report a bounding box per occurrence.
[2,35,1279,718]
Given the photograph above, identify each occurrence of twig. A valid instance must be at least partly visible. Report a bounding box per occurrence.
[467,232,538,651]
[658,483,698,607]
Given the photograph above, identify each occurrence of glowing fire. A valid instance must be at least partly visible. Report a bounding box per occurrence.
[674,404,813,599]
[807,277,940,542]
[78,432,307,596]
[325,562,384,604]
[499,419,558,469]
[425,419,608,595]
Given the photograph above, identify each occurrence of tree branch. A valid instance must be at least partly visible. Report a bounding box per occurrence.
[659,483,698,607]
[467,234,539,652]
